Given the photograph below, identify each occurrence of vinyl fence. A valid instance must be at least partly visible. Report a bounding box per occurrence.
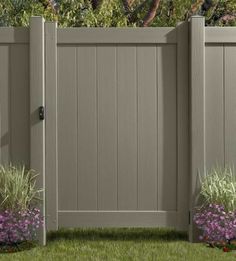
[0,15,235,244]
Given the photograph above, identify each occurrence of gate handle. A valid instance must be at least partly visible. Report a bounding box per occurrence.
[39,106,45,120]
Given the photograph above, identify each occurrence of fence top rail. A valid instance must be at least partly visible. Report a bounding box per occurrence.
[0,27,29,43]
[2,24,236,45]
[57,27,177,44]
[205,27,236,43]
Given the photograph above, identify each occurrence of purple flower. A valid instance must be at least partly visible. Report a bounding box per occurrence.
[194,204,236,245]
[0,208,43,244]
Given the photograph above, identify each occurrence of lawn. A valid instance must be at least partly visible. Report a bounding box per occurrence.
[0,228,235,261]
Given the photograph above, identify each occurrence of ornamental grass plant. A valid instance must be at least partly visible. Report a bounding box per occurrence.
[198,166,236,212]
[0,165,42,211]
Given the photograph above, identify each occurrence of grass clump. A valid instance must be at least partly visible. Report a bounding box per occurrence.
[0,165,41,211]
[198,166,236,212]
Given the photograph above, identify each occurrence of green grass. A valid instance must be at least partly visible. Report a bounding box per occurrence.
[0,228,236,261]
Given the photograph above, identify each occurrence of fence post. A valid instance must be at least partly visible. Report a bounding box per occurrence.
[45,21,58,231]
[30,16,46,245]
[189,15,205,242]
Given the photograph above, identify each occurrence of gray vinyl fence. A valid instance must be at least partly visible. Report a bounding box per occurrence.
[0,15,235,244]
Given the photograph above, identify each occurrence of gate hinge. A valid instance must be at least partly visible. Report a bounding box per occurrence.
[39,106,45,120]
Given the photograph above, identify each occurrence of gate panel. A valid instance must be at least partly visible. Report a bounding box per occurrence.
[46,25,189,231]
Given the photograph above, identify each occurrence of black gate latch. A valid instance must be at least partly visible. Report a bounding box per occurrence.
[39,106,45,120]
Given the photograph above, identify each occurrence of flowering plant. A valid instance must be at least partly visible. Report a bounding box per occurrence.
[194,203,236,245]
[194,166,236,251]
[0,165,43,246]
[0,208,43,244]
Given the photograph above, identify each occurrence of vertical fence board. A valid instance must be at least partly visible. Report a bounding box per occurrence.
[0,46,10,163]
[225,46,236,164]
[57,46,77,210]
[190,16,205,242]
[77,46,97,210]
[45,22,58,230]
[157,44,177,211]
[176,22,189,230]
[205,46,224,168]
[97,46,117,210]
[117,46,137,210]
[30,17,46,245]
[137,46,157,210]
[10,44,30,166]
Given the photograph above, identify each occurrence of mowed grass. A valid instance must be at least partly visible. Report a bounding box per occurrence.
[0,228,235,261]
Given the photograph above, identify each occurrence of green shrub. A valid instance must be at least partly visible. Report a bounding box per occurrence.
[0,165,42,212]
[198,166,236,212]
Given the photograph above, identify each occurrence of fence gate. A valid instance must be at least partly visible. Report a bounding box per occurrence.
[3,15,236,244]
[44,20,189,232]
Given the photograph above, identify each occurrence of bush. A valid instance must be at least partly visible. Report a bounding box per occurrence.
[1,0,236,28]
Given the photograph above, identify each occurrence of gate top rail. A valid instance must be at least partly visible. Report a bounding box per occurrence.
[57,27,177,44]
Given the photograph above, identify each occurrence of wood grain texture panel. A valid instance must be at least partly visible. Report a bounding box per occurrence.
[57,46,77,210]
[205,46,224,168]
[225,46,236,165]
[117,46,137,210]
[137,45,157,210]
[97,46,117,210]
[0,45,10,163]
[77,46,97,210]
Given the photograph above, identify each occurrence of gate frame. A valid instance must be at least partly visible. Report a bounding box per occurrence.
[28,16,206,244]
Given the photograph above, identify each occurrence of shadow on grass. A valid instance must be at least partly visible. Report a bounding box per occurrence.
[47,228,188,243]
[0,241,36,254]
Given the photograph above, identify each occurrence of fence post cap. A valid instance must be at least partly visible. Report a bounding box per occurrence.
[190,15,205,19]
[30,16,44,19]
[30,16,45,23]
